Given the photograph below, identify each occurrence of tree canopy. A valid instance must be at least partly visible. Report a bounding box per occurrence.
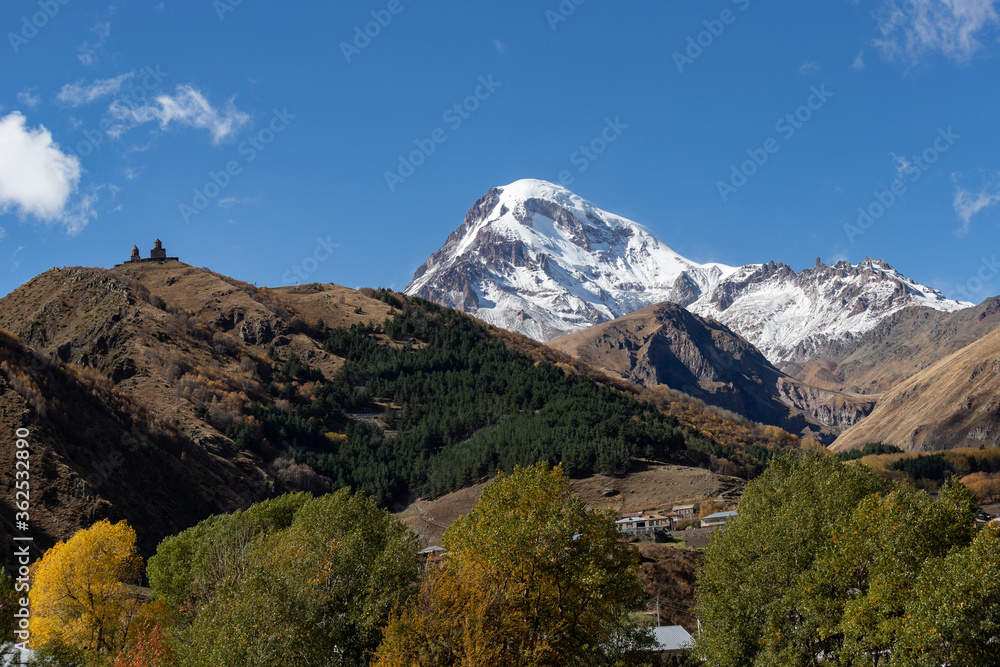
[373,463,652,667]
[148,489,419,667]
[30,519,145,657]
[693,451,999,666]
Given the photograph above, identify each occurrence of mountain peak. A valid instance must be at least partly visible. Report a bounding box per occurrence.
[407,182,971,364]
[406,181,738,341]
[498,178,574,200]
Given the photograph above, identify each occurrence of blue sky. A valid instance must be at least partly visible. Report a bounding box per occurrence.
[2,1,1000,303]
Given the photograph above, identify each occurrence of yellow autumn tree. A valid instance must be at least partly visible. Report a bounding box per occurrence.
[374,463,651,666]
[31,519,145,656]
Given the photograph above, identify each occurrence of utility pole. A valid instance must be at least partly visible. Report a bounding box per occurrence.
[655,597,661,627]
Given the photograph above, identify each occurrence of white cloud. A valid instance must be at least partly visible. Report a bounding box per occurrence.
[893,153,919,178]
[123,166,143,181]
[494,40,507,55]
[799,61,820,74]
[0,112,93,234]
[59,192,99,235]
[852,50,866,69]
[953,171,1000,236]
[218,196,258,209]
[875,0,1000,63]
[78,21,111,66]
[16,89,40,108]
[57,72,134,107]
[108,85,250,143]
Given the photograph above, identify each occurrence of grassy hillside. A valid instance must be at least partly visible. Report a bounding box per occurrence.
[833,326,1000,452]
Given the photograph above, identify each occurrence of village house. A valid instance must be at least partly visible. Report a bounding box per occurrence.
[417,545,447,573]
[615,511,674,536]
[671,504,696,520]
[648,625,694,664]
[700,510,737,529]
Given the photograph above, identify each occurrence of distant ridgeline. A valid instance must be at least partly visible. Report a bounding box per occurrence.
[116,239,179,266]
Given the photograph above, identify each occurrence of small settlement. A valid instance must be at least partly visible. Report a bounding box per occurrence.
[614,504,738,537]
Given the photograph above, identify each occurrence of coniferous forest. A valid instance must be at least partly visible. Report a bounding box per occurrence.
[251,291,768,506]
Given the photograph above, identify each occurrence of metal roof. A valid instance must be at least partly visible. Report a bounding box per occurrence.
[652,625,693,652]
[418,546,446,554]
[701,511,738,521]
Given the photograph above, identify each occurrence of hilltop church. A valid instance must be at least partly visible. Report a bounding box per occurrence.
[117,239,179,266]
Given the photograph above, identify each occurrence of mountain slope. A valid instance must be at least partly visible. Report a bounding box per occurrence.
[0,329,270,562]
[0,261,806,555]
[0,264,395,554]
[406,179,970,365]
[548,302,873,441]
[832,326,1000,452]
[781,297,1000,395]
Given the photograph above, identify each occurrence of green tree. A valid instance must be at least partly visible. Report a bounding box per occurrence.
[173,489,418,666]
[893,523,1000,666]
[694,453,990,666]
[693,452,888,666]
[147,492,310,613]
[799,480,977,665]
[374,463,652,667]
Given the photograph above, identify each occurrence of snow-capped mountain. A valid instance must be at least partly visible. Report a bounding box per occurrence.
[405,179,971,365]
[686,257,970,364]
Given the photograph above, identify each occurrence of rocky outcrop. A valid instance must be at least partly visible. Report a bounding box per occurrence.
[775,378,875,432]
[548,302,875,442]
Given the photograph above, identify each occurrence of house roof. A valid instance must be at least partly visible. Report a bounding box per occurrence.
[652,625,693,652]
[702,511,738,521]
[418,546,447,554]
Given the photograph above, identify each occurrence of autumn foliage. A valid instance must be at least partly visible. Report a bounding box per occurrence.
[374,463,651,666]
[30,519,144,656]
[113,624,176,667]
